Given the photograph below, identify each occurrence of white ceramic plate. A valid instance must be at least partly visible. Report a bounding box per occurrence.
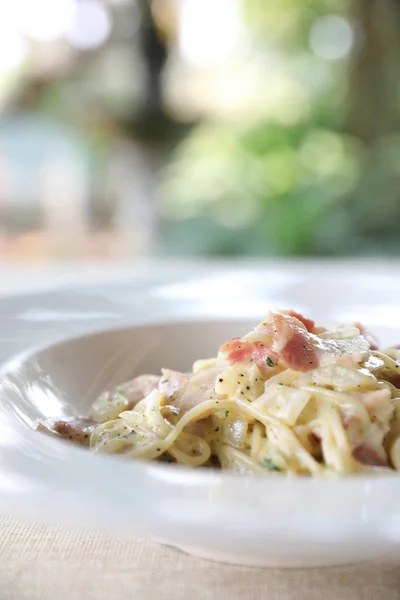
[1,263,400,568]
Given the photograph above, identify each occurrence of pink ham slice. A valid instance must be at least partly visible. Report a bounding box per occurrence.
[353,445,387,467]
[38,417,97,446]
[40,376,161,443]
[158,369,189,399]
[272,314,319,371]
[220,310,370,374]
[353,322,379,351]
[112,374,160,409]
[158,367,222,413]
[219,339,278,368]
[282,310,326,334]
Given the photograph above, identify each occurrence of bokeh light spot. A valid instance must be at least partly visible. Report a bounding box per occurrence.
[179,0,239,68]
[66,0,112,50]
[310,15,354,61]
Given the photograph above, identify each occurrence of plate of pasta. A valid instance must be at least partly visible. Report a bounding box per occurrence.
[37,310,400,477]
[1,266,400,567]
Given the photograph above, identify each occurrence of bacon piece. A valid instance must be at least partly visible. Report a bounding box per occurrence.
[353,322,379,351]
[272,313,319,371]
[159,367,222,413]
[176,367,222,412]
[158,369,189,399]
[353,445,387,467]
[283,310,325,334]
[90,374,160,421]
[237,312,320,372]
[115,375,160,408]
[38,417,97,446]
[351,388,392,410]
[219,339,278,368]
[342,414,359,430]
[220,310,370,374]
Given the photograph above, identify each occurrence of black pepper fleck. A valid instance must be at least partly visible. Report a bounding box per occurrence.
[246,386,250,390]
[219,378,224,382]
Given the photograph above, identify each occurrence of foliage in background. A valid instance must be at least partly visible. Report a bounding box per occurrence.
[2,0,400,259]
[158,0,400,256]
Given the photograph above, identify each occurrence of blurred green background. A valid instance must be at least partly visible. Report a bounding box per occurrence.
[0,0,399,260]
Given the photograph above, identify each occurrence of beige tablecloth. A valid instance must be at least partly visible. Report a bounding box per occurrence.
[0,516,399,600]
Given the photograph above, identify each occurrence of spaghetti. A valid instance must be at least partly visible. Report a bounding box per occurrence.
[39,309,400,476]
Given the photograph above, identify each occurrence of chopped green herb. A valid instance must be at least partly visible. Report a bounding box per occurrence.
[262,458,280,471]
[225,410,230,418]
[249,359,254,362]
[262,434,267,439]
[266,357,275,368]
[161,379,169,384]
